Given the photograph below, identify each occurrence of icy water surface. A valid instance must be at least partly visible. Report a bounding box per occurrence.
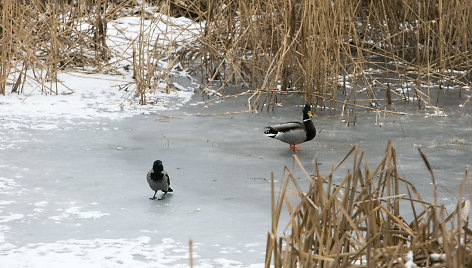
[1,92,471,267]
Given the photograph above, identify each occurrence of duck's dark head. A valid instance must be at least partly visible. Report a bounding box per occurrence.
[303,104,313,120]
[153,160,164,172]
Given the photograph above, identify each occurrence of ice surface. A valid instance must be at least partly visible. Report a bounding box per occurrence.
[1,91,471,266]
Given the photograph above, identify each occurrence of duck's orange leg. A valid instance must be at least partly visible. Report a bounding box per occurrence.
[290,144,302,151]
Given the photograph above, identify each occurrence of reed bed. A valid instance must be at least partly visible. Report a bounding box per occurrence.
[265,140,471,267]
[2,1,471,116]
[0,0,175,99]
[0,0,121,95]
[175,0,472,115]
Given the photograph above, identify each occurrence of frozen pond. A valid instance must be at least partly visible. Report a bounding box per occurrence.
[1,90,471,267]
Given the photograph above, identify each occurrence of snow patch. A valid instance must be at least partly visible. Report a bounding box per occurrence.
[0,200,15,206]
[34,201,48,207]
[404,251,417,268]
[49,207,109,221]
[0,236,192,268]
[0,213,24,223]
[0,177,20,194]
[430,253,446,261]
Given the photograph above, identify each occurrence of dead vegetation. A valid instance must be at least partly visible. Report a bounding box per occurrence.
[0,0,118,95]
[265,140,472,267]
[1,0,471,115]
[175,0,472,117]
[0,0,178,100]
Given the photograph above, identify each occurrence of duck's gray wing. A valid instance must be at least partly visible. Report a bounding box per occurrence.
[266,121,303,132]
[275,128,307,144]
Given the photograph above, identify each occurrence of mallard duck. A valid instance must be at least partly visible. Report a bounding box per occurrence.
[264,104,316,151]
[147,160,173,200]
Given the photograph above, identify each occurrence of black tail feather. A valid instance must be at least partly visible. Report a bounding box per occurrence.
[264,127,277,138]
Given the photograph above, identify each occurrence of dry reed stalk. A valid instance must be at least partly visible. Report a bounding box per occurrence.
[0,0,12,95]
[265,139,472,267]
[128,0,199,106]
[189,239,193,268]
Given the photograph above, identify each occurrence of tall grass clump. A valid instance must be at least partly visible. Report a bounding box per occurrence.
[0,0,135,95]
[176,0,472,114]
[0,0,200,107]
[132,2,171,105]
[2,0,470,115]
[265,140,471,267]
[130,0,198,105]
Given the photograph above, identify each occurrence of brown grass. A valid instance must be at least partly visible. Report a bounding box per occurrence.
[0,0,125,95]
[175,0,472,115]
[265,139,472,267]
[1,1,470,116]
[0,0,198,106]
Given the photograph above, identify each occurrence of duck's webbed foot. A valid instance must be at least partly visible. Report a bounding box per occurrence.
[290,144,302,151]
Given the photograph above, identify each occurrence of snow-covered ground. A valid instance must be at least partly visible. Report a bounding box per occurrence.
[1,9,199,131]
[0,69,195,130]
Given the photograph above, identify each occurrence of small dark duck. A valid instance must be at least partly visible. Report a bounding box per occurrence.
[264,104,316,151]
[147,160,173,200]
